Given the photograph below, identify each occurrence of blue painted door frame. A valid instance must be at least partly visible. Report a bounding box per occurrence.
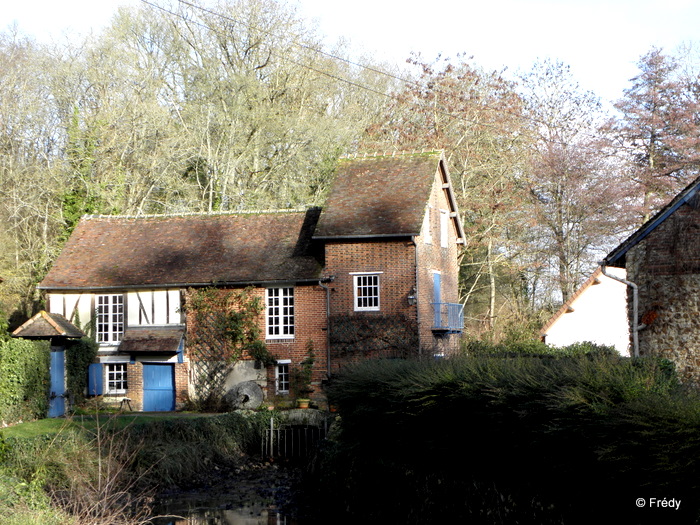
[49,348,66,418]
[142,363,175,412]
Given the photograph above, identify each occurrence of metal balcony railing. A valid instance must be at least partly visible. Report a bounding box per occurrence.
[431,302,464,333]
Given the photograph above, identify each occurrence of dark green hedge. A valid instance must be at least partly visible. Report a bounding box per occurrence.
[309,354,700,524]
[0,339,50,425]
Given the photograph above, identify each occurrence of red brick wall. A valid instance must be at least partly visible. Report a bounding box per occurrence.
[126,362,142,411]
[324,240,417,317]
[125,360,189,412]
[183,285,329,403]
[323,239,418,370]
[414,166,462,353]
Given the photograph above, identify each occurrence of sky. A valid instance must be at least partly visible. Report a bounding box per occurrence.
[3,0,700,104]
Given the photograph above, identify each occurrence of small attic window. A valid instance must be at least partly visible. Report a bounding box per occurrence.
[440,210,449,248]
[423,206,433,244]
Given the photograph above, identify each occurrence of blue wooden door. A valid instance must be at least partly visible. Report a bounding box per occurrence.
[433,272,442,327]
[142,363,175,412]
[49,349,66,418]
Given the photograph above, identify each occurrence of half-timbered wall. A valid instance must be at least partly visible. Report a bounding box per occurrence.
[47,289,183,332]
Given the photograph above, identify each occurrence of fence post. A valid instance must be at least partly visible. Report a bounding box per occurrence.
[270,417,274,458]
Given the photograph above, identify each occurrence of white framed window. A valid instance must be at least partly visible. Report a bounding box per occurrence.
[276,360,291,394]
[105,363,127,394]
[440,209,449,248]
[96,294,124,343]
[266,287,295,339]
[353,273,381,311]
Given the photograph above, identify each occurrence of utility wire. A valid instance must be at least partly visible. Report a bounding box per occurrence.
[139,0,610,148]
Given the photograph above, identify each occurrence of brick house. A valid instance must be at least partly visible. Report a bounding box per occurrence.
[603,174,700,382]
[38,151,465,411]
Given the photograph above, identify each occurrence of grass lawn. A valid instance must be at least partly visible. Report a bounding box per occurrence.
[1,412,213,439]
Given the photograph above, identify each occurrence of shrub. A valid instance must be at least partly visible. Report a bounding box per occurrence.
[0,339,50,425]
[464,338,617,358]
[311,352,700,524]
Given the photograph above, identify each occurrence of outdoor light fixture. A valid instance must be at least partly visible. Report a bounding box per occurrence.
[407,287,417,306]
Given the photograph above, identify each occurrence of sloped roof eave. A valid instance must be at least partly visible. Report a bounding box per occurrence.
[603,174,700,267]
[540,267,604,337]
[39,277,326,292]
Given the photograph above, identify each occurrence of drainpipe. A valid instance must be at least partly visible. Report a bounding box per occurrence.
[318,277,334,380]
[600,263,640,358]
[413,236,421,357]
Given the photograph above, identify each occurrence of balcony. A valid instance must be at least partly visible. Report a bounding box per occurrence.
[431,303,464,334]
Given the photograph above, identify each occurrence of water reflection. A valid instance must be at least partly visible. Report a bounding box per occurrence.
[152,505,294,524]
[151,493,297,525]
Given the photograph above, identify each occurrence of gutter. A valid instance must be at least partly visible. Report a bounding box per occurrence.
[38,277,326,292]
[600,263,640,358]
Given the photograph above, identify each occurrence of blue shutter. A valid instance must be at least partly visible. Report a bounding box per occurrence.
[88,363,103,396]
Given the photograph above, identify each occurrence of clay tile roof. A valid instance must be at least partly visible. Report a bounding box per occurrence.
[39,208,323,290]
[119,326,184,355]
[12,311,85,339]
[313,151,444,239]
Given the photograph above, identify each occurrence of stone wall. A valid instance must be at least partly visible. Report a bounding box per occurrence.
[626,203,700,383]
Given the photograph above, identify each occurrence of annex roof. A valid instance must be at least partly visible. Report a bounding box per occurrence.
[603,174,700,268]
[39,209,323,291]
[119,326,185,355]
[313,151,465,241]
[12,311,85,339]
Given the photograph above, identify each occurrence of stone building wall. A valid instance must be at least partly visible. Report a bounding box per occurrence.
[626,203,700,383]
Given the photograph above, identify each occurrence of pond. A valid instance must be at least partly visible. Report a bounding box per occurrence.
[150,462,303,525]
[151,496,298,524]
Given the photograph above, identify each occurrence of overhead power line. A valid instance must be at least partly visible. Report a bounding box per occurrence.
[137,0,608,148]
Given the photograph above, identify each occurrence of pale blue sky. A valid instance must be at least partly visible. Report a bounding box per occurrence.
[4,0,700,104]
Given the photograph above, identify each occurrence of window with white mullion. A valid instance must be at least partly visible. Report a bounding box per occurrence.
[105,363,127,394]
[276,361,291,394]
[96,294,124,343]
[353,274,380,311]
[266,287,295,339]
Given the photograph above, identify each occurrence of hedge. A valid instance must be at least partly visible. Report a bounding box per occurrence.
[0,339,50,425]
[310,354,700,524]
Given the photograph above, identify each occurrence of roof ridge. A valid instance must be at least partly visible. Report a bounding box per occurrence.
[339,149,444,160]
[83,208,310,220]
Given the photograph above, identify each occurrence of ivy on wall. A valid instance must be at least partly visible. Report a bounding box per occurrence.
[329,314,419,359]
[0,339,50,424]
[184,287,267,410]
[65,337,98,405]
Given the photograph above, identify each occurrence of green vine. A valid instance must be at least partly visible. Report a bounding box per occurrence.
[65,337,98,406]
[293,341,315,397]
[329,314,419,358]
[184,287,266,410]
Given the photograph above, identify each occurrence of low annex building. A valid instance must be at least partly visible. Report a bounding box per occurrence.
[37,151,465,411]
[603,174,700,382]
[540,266,630,356]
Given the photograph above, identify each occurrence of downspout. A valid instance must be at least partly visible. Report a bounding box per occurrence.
[413,236,421,357]
[318,277,334,380]
[600,263,640,358]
